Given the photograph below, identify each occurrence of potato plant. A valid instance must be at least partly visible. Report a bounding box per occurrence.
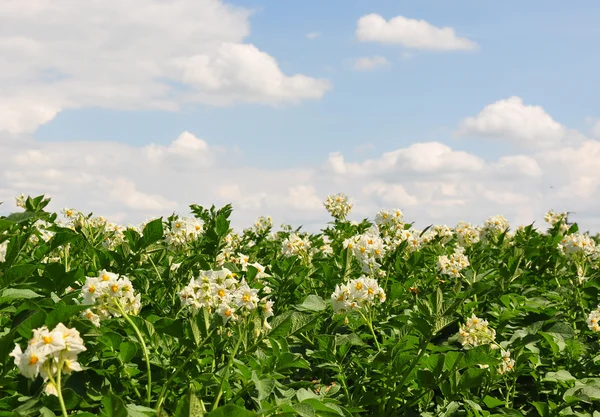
[1,194,600,417]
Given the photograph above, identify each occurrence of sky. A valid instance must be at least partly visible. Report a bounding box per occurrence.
[1,0,600,232]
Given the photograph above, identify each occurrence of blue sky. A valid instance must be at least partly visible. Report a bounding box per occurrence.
[2,0,600,230]
[36,0,600,166]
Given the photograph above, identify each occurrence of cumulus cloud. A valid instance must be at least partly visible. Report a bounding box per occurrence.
[356,14,477,51]
[591,119,600,138]
[456,96,574,149]
[0,0,331,134]
[353,56,390,71]
[4,126,600,232]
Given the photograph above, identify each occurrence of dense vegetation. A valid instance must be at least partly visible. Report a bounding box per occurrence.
[1,194,600,417]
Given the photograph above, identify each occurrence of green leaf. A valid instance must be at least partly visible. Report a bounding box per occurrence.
[292,403,315,417]
[139,218,164,249]
[251,373,275,401]
[206,405,255,417]
[297,295,327,312]
[457,367,488,391]
[175,387,205,417]
[0,288,42,304]
[483,395,505,408]
[296,388,320,403]
[119,341,138,363]
[543,370,576,383]
[100,392,128,417]
[564,385,600,403]
[532,402,549,417]
[45,304,89,328]
[126,405,156,417]
[3,264,37,286]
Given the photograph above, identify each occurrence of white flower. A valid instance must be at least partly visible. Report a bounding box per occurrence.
[457,315,496,347]
[10,323,86,395]
[15,193,26,209]
[324,193,353,220]
[455,221,480,247]
[30,326,66,357]
[498,350,515,375]
[282,233,312,258]
[437,249,470,278]
[587,305,600,332]
[80,271,140,325]
[331,276,385,313]
[481,215,509,239]
[0,240,8,263]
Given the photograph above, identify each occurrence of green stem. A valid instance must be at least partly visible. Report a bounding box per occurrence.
[46,360,68,417]
[212,327,244,410]
[359,310,381,352]
[116,302,152,405]
[343,247,352,281]
[155,328,216,412]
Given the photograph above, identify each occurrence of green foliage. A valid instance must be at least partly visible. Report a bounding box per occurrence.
[1,196,600,417]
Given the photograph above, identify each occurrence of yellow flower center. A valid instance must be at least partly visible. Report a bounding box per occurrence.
[111,284,119,293]
[195,225,201,230]
[175,223,181,228]
[242,294,251,303]
[89,286,96,293]
[29,355,39,365]
[87,312,94,319]
[355,282,363,290]
[225,309,232,317]
[368,288,374,295]
[102,274,110,281]
[43,336,52,344]
[218,289,226,297]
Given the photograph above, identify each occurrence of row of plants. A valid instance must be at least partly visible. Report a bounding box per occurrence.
[1,194,600,416]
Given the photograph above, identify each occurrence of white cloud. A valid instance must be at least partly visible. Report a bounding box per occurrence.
[3,130,600,231]
[591,119,600,138]
[353,56,390,71]
[456,96,572,149]
[356,14,477,51]
[0,0,331,134]
[306,32,321,40]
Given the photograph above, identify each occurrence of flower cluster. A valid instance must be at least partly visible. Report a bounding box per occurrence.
[164,217,205,249]
[29,220,55,245]
[558,233,597,257]
[216,231,242,265]
[101,222,128,250]
[15,193,26,209]
[454,221,480,247]
[324,193,353,220]
[251,216,273,235]
[9,323,86,395]
[457,314,496,347]
[331,276,386,313]
[498,349,515,375]
[374,209,404,228]
[343,226,386,272]
[544,210,568,231]
[0,239,8,263]
[281,232,312,258]
[437,247,470,278]
[312,235,333,257]
[480,215,509,239]
[587,305,600,332]
[179,268,274,328]
[80,270,141,327]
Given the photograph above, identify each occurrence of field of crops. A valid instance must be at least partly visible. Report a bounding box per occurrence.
[1,194,600,417]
